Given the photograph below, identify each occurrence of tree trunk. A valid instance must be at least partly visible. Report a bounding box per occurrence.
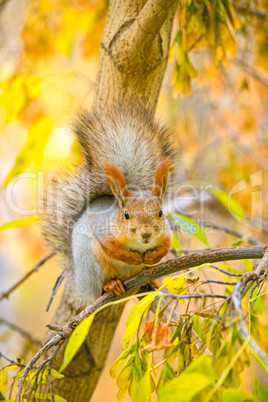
[45,1,178,400]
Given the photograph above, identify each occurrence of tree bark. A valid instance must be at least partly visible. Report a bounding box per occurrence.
[45,1,178,400]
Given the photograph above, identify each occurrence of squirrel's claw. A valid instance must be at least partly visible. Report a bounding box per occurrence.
[103,278,125,296]
[150,279,160,289]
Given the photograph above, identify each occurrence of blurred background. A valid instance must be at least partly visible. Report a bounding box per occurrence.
[0,0,267,400]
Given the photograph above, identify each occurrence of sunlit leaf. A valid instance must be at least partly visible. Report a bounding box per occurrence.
[56,10,75,55]
[54,395,68,402]
[12,369,24,379]
[44,367,64,379]
[3,364,20,370]
[171,234,181,249]
[0,77,27,123]
[116,357,133,401]
[252,378,268,401]
[170,213,196,235]
[208,187,245,219]
[134,369,151,402]
[162,276,186,295]
[59,314,95,373]
[221,388,252,402]
[0,369,8,393]
[0,217,39,231]
[122,292,158,349]
[156,362,175,393]
[170,213,209,245]
[4,117,53,186]
[109,345,134,379]
[158,355,216,402]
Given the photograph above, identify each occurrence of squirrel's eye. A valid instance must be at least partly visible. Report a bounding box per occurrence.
[159,208,163,217]
[124,211,130,220]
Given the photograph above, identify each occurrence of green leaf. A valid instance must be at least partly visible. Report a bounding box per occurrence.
[59,314,95,373]
[12,369,24,379]
[158,356,216,402]
[162,276,186,295]
[122,292,158,349]
[221,389,252,402]
[110,346,134,379]
[44,367,64,379]
[252,378,268,402]
[4,117,53,186]
[209,187,245,219]
[134,369,151,402]
[116,357,133,401]
[170,213,196,236]
[156,363,175,393]
[0,391,6,400]
[3,364,20,370]
[171,234,181,249]
[0,370,8,393]
[170,213,209,246]
[54,395,68,402]
[0,216,39,231]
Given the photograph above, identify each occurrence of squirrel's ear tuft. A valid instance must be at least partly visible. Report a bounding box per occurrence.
[104,162,131,207]
[152,158,171,202]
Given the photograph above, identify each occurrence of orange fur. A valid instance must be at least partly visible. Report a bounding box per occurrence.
[104,162,131,204]
[99,236,144,265]
[143,233,172,265]
[152,158,171,200]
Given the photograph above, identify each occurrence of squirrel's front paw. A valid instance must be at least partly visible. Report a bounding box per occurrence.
[143,249,163,265]
[103,278,125,296]
[129,251,143,265]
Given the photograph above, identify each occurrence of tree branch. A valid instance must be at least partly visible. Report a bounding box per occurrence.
[123,0,179,56]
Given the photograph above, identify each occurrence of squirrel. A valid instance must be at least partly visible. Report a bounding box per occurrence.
[42,102,179,307]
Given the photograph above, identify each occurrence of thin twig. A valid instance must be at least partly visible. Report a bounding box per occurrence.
[0,352,26,368]
[46,270,66,312]
[209,264,243,277]
[166,292,227,300]
[0,252,55,302]
[48,369,55,402]
[203,279,236,286]
[16,334,62,401]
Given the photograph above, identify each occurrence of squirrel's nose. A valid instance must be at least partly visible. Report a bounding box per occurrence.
[141,226,152,239]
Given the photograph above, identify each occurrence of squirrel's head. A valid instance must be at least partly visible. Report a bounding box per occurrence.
[104,159,171,245]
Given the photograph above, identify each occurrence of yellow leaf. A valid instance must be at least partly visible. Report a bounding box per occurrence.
[59,314,95,373]
[134,370,152,402]
[56,10,75,55]
[0,217,39,231]
[0,369,8,393]
[4,117,53,186]
[26,76,40,98]
[162,276,186,295]
[122,292,158,349]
